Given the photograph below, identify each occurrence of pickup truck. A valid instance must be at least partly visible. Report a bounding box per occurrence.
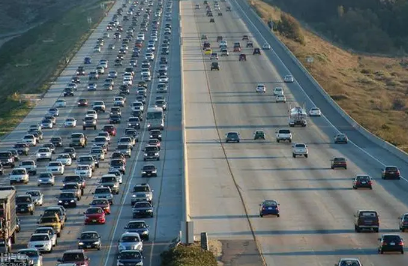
[276,129,292,143]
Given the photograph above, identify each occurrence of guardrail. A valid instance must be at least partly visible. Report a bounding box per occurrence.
[241,0,408,164]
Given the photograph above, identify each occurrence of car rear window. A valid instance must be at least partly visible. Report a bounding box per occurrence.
[359,211,377,218]
[386,167,398,171]
[383,235,401,242]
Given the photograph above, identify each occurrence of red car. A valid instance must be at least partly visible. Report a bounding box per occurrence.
[84,207,106,224]
[77,98,88,107]
[103,125,117,136]
[89,199,111,215]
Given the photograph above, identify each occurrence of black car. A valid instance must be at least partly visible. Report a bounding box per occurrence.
[124,220,150,240]
[211,62,220,71]
[109,114,122,124]
[382,166,400,180]
[149,130,162,141]
[141,164,157,177]
[378,234,404,254]
[77,231,101,250]
[353,175,372,189]
[63,88,74,97]
[57,192,77,207]
[117,250,144,265]
[132,201,153,218]
[128,117,141,129]
[132,110,143,121]
[50,137,63,147]
[63,147,77,160]
[226,132,240,143]
[334,133,348,144]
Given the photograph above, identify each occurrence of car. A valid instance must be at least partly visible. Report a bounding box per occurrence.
[20,160,37,175]
[63,175,85,193]
[57,250,90,266]
[57,192,77,207]
[114,96,126,107]
[273,87,284,96]
[239,53,246,61]
[92,101,106,113]
[309,107,322,116]
[37,172,55,186]
[77,155,99,171]
[141,164,157,177]
[9,168,29,184]
[148,139,160,150]
[253,48,261,55]
[335,258,362,266]
[275,95,286,103]
[253,130,265,140]
[22,134,37,146]
[246,41,253,48]
[90,199,111,214]
[26,190,44,206]
[262,43,271,50]
[63,88,74,97]
[27,233,53,253]
[109,114,122,124]
[110,159,126,174]
[84,57,91,64]
[82,117,97,130]
[334,133,348,144]
[61,183,82,200]
[284,74,294,83]
[18,248,43,266]
[63,147,77,160]
[210,18,215,22]
[50,137,63,147]
[292,143,308,158]
[103,125,117,136]
[117,232,143,253]
[149,130,162,141]
[55,99,67,108]
[109,71,118,78]
[14,143,30,156]
[382,166,401,180]
[84,207,106,225]
[91,147,105,161]
[128,117,141,129]
[132,201,154,218]
[100,175,120,194]
[33,227,57,247]
[259,200,280,217]
[116,250,144,265]
[354,210,379,232]
[46,161,64,175]
[37,215,62,237]
[353,175,373,189]
[225,132,240,143]
[77,231,102,250]
[93,186,114,205]
[16,194,35,214]
[331,157,347,169]
[77,98,88,107]
[155,99,167,111]
[42,143,55,154]
[255,84,266,93]
[64,118,77,127]
[378,234,404,254]
[48,108,59,117]
[221,49,229,56]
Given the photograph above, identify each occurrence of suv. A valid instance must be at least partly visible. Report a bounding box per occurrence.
[276,129,292,143]
[292,143,308,158]
[58,250,90,266]
[381,166,400,180]
[210,62,219,70]
[143,145,160,161]
[83,117,97,130]
[378,234,404,254]
[16,194,35,215]
[70,133,87,148]
[100,175,120,194]
[0,151,15,168]
[354,210,379,232]
[225,132,240,143]
[331,157,347,169]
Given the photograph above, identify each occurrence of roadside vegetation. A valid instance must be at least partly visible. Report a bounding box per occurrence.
[161,244,217,266]
[0,0,113,136]
[250,0,408,152]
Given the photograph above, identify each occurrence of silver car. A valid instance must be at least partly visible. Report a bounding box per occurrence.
[37,172,55,186]
[27,233,53,253]
[26,190,44,206]
[34,227,57,247]
[117,232,143,253]
[18,248,43,266]
[93,186,113,204]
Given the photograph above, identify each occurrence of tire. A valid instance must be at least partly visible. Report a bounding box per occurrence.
[33,171,37,175]
[57,232,61,237]
[292,154,296,158]
[277,214,280,217]
[276,139,280,143]
[305,154,308,158]
[83,127,86,130]
[402,250,404,254]
[353,186,356,189]
[374,228,379,233]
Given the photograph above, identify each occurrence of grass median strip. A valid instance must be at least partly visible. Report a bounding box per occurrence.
[0,0,114,136]
[250,0,408,152]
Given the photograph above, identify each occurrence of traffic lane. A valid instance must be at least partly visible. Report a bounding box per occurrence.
[182,1,254,239]
[203,5,408,266]
[232,0,408,183]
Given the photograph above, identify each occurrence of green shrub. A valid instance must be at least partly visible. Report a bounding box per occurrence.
[161,245,217,266]
[276,13,305,44]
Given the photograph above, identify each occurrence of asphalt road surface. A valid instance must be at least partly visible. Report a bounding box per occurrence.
[0,0,182,265]
[182,0,408,265]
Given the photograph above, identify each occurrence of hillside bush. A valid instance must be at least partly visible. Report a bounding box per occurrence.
[161,245,217,266]
[276,13,305,44]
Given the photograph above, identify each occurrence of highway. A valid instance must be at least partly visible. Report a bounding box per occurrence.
[0,0,182,265]
[182,0,408,265]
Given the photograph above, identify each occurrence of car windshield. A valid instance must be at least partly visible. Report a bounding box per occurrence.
[49,162,61,167]
[339,261,360,266]
[102,176,116,182]
[386,167,398,171]
[21,161,34,166]
[86,208,103,214]
[72,134,83,138]
[40,217,57,223]
[145,146,158,152]
[359,211,377,217]
[58,154,70,159]
[121,236,140,242]
[60,193,74,198]
[79,157,92,162]
[119,251,142,259]
[92,200,108,205]
[143,165,155,170]
[16,197,30,203]
[12,169,26,175]
[134,186,149,192]
[43,210,59,216]
[81,232,99,239]
[62,253,85,262]
[128,222,147,229]
[111,160,124,166]
[334,158,345,162]
[135,202,150,208]
[64,184,78,190]
[27,191,40,196]
[95,188,110,194]
[30,235,49,241]
[295,144,305,148]
[18,250,39,257]
[39,173,52,178]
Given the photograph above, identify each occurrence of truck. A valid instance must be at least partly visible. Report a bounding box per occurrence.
[0,190,17,253]
[289,104,307,127]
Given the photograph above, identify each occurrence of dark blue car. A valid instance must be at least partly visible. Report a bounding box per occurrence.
[259,200,280,217]
[117,250,144,266]
[84,56,92,64]
[124,220,150,241]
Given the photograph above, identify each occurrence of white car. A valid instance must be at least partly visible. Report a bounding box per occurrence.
[117,232,143,253]
[309,107,322,117]
[158,76,168,83]
[114,96,125,107]
[273,87,284,96]
[55,99,66,108]
[41,119,53,129]
[151,35,158,41]
[276,95,287,103]
[147,44,155,51]
[9,168,29,184]
[97,132,111,143]
[210,53,219,60]
[118,137,136,147]
[96,66,105,74]
[123,76,133,86]
[22,134,37,146]
[137,34,145,41]
[108,170,123,184]
[56,154,72,166]
[36,148,52,161]
[27,233,53,253]
[94,46,101,53]
[256,84,266,93]
[26,190,44,206]
[292,143,308,158]
[37,172,55,186]
[284,75,294,83]
[92,101,106,112]
[86,110,98,120]
[145,53,154,61]
[34,227,57,247]
[131,101,144,112]
[46,161,65,175]
[262,43,271,50]
[18,248,43,266]
[75,165,92,178]
[64,118,77,127]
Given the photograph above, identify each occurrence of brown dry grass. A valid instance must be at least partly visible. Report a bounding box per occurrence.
[250,0,408,151]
